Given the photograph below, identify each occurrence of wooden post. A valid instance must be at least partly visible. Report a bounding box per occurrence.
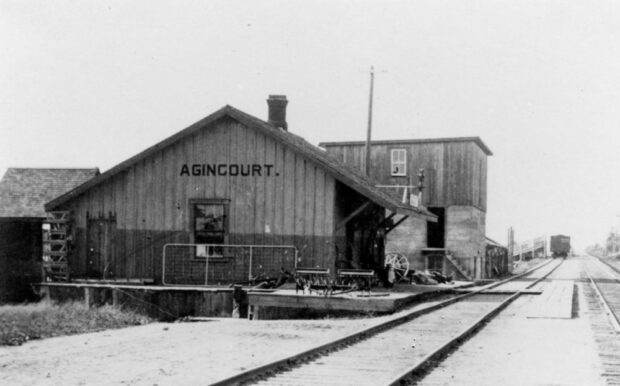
[84,287,91,308]
[112,288,119,307]
[364,66,374,177]
[232,284,244,318]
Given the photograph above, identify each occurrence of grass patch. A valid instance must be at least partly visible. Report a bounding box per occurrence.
[0,302,153,346]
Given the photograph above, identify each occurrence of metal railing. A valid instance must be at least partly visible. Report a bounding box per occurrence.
[162,243,298,286]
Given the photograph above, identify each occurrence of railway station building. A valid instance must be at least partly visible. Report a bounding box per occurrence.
[44,97,436,286]
[319,136,494,280]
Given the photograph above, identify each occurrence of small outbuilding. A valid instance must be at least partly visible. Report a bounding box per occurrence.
[0,168,99,302]
[45,97,435,286]
[484,237,509,278]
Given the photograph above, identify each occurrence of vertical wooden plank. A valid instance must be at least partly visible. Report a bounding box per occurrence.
[73,198,86,275]
[102,176,113,219]
[443,142,451,207]
[283,147,296,238]
[253,132,266,246]
[214,125,229,199]
[324,174,336,267]
[173,140,186,232]
[185,132,196,201]
[353,145,362,172]
[230,123,244,240]
[144,157,154,231]
[113,172,126,278]
[104,176,116,277]
[154,150,165,231]
[273,143,285,241]
[85,188,95,219]
[481,151,487,211]
[225,122,236,241]
[74,196,85,228]
[191,129,202,200]
[126,165,136,278]
[132,160,142,279]
[142,157,153,279]
[241,126,256,241]
[156,149,167,280]
[264,133,276,246]
[294,154,305,260]
[313,168,325,266]
[149,153,161,278]
[463,143,471,205]
[435,144,444,207]
[137,159,147,279]
[303,162,315,263]
[203,125,216,199]
[163,146,174,231]
[182,133,196,244]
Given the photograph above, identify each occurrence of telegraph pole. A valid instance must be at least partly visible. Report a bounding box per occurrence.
[364,66,374,177]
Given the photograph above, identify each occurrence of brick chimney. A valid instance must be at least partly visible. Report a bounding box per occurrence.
[267,95,288,131]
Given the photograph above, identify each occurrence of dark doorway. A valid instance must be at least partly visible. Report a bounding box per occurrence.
[427,207,445,248]
[87,215,117,279]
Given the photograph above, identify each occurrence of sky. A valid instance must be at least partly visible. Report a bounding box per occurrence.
[1,0,620,251]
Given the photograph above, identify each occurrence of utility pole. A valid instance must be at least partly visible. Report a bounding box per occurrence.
[364,66,374,177]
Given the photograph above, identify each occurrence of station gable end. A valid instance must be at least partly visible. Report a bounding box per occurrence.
[50,116,340,281]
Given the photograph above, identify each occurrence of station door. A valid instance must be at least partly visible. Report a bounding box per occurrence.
[86,216,116,279]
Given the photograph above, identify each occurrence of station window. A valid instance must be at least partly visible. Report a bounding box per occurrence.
[190,199,229,257]
[391,149,407,176]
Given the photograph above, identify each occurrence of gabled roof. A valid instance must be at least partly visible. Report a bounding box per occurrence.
[45,105,436,220]
[319,137,493,156]
[0,168,99,218]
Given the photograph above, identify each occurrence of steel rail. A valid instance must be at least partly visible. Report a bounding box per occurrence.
[589,253,620,276]
[210,258,559,386]
[584,259,620,333]
[386,257,565,385]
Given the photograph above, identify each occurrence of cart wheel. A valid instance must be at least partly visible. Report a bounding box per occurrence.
[384,252,410,283]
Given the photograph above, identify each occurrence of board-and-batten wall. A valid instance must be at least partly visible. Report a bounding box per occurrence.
[59,117,336,282]
[325,142,487,211]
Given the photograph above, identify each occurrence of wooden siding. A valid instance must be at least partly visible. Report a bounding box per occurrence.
[60,118,337,281]
[323,141,488,211]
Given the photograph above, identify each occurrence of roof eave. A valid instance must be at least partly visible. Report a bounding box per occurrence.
[319,137,493,156]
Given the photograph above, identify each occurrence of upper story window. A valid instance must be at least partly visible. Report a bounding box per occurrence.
[190,199,229,257]
[391,149,407,176]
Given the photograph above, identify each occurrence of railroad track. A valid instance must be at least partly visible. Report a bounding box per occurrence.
[582,255,620,385]
[211,259,563,386]
[584,255,620,332]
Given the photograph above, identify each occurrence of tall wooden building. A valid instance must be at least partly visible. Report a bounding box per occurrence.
[319,138,493,279]
[46,97,435,285]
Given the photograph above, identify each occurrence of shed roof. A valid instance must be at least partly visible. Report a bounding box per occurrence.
[319,137,493,156]
[485,236,506,248]
[45,105,436,220]
[0,168,99,218]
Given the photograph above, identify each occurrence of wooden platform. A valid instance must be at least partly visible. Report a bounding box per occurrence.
[527,280,574,319]
[35,282,234,320]
[246,283,471,320]
[249,290,409,312]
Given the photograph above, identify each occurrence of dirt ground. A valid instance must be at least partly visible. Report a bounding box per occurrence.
[0,313,407,385]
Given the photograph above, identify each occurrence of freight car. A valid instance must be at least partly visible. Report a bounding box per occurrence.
[550,235,571,258]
